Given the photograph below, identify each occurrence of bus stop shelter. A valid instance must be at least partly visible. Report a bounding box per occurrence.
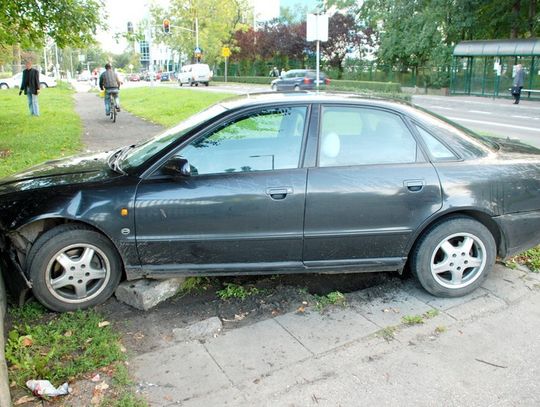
[451,39,540,99]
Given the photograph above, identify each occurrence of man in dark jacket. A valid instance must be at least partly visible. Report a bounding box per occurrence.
[19,60,40,116]
[512,64,525,104]
[99,63,122,116]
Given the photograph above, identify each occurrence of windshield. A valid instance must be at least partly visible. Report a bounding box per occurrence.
[120,103,228,171]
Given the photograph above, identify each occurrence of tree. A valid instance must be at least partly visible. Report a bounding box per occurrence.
[0,0,106,48]
[153,0,250,65]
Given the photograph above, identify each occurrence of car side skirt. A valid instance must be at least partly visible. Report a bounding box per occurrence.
[125,257,406,280]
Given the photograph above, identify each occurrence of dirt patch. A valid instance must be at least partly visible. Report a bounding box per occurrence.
[0,149,11,159]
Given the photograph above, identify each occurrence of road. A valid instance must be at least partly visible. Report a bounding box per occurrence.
[73,79,540,148]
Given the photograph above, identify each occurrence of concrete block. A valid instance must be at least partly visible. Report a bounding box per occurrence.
[115,278,184,310]
[275,309,379,354]
[205,319,312,384]
[131,341,230,403]
[173,317,223,342]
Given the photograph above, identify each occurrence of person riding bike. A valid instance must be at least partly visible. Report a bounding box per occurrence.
[99,63,122,116]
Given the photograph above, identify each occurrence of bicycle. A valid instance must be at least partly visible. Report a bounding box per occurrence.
[108,89,120,123]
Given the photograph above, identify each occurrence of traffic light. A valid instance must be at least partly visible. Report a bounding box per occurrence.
[163,19,170,34]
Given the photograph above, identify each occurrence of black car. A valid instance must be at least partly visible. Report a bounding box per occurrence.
[1,93,540,312]
[271,69,330,91]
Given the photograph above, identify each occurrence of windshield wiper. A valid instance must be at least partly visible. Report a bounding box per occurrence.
[114,145,137,174]
[107,146,132,175]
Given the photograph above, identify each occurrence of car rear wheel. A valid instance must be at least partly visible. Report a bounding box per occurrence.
[294,85,300,91]
[411,217,495,297]
[40,82,48,88]
[271,84,277,91]
[27,224,122,312]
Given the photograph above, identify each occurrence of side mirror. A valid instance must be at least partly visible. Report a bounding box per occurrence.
[162,156,191,177]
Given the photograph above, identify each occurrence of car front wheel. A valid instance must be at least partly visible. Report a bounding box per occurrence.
[271,84,277,91]
[40,82,48,88]
[0,83,8,89]
[27,224,122,312]
[411,217,495,297]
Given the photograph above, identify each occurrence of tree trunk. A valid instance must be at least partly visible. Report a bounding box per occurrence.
[510,0,521,38]
[12,44,21,73]
[530,0,537,34]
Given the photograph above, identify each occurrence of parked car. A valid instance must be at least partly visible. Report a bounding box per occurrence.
[160,72,173,82]
[178,63,212,86]
[1,92,540,312]
[128,73,140,82]
[0,72,57,89]
[271,69,330,91]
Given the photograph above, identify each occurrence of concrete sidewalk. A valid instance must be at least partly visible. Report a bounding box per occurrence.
[132,265,540,406]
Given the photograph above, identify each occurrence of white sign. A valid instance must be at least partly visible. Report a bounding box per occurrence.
[78,54,86,62]
[306,14,328,42]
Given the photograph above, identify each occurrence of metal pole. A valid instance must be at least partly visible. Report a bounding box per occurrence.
[43,46,48,75]
[316,39,320,92]
[195,18,199,49]
[225,56,228,82]
[54,43,60,79]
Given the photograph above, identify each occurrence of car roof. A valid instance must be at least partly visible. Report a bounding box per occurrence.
[219,91,413,114]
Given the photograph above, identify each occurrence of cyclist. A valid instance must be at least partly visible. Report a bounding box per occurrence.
[99,63,122,116]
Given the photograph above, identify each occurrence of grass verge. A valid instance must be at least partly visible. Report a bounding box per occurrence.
[120,87,234,127]
[0,85,82,178]
[6,303,125,387]
[507,246,540,272]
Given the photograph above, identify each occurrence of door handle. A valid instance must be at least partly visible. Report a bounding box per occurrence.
[266,187,293,200]
[404,179,425,192]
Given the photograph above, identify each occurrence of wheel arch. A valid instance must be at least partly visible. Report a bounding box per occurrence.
[10,217,126,279]
[407,209,504,263]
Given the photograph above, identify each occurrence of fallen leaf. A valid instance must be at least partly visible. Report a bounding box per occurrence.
[91,373,101,382]
[85,338,93,344]
[119,344,127,353]
[98,321,110,328]
[14,395,37,405]
[296,305,305,314]
[21,336,33,347]
[271,309,280,316]
[64,330,73,337]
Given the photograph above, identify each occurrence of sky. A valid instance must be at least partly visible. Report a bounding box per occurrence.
[97,0,319,53]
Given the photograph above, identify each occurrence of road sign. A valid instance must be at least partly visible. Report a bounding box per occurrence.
[306,14,328,42]
[194,47,202,54]
[222,47,231,58]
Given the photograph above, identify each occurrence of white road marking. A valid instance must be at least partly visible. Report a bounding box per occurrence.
[447,117,540,133]
[469,110,492,115]
[431,106,455,110]
[511,115,534,119]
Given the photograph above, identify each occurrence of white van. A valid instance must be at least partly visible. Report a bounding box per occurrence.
[178,64,212,86]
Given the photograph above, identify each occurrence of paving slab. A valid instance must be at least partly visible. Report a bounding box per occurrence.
[353,289,436,327]
[131,341,230,405]
[481,264,534,303]
[445,293,507,320]
[275,308,379,354]
[204,319,312,384]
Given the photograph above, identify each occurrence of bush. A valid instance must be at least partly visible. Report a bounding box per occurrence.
[212,76,401,93]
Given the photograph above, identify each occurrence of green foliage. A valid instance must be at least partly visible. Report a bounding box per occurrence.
[100,392,148,407]
[313,291,346,311]
[402,315,424,325]
[6,308,125,386]
[330,79,401,93]
[120,87,233,127]
[213,76,273,84]
[8,302,46,321]
[508,246,540,272]
[0,87,82,178]
[376,326,398,341]
[0,1,106,48]
[424,309,440,319]
[217,283,259,300]
[181,277,213,294]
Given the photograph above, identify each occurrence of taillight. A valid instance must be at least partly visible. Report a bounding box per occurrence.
[303,77,312,84]
[325,78,330,85]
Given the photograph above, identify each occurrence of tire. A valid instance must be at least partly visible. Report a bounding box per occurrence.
[271,84,277,91]
[27,224,122,312]
[0,83,8,89]
[411,217,496,297]
[179,81,183,87]
[40,82,48,88]
[293,85,300,91]
[204,82,209,86]
[189,79,193,87]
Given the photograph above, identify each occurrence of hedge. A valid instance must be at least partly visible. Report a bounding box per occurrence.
[213,76,401,93]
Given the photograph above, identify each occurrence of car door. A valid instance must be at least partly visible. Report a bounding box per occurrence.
[303,105,443,269]
[135,105,310,274]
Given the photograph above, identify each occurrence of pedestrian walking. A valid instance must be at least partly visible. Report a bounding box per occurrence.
[18,59,40,116]
[512,64,525,104]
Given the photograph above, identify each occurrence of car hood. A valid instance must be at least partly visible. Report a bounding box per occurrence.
[0,151,119,194]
